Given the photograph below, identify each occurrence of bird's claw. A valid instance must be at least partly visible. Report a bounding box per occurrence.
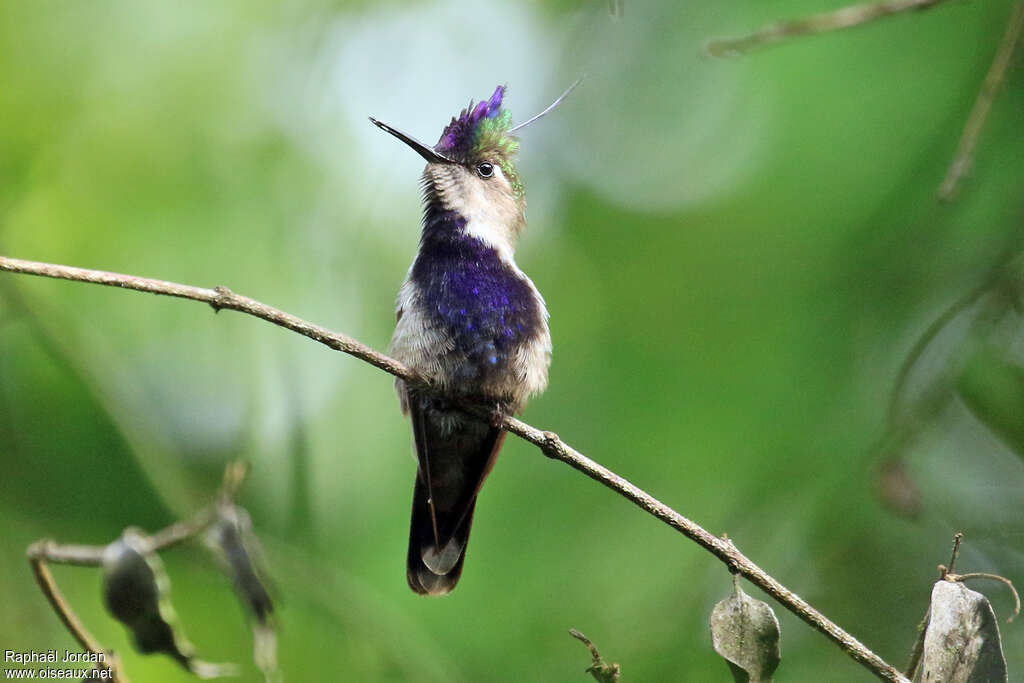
[489,404,509,429]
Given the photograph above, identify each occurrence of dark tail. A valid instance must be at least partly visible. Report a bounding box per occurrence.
[406,393,505,595]
[407,473,476,595]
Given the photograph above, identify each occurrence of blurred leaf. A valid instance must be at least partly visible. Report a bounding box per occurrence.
[709,580,781,683]
[886,282,1014,443]
[919,580,1007,683]
[957,347,1024,462]
[102,528,236,679]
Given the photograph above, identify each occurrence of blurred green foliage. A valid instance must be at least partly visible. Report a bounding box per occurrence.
[1,1,1023,681]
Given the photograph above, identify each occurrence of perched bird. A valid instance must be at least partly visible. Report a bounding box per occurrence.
[371,83,575,594]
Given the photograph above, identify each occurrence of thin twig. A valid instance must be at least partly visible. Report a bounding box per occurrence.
[27,548,105,651]
[27,540,106,567]
[26,548,124,682]
[148,459,248,550]
[947,532,963,574]
[147,463,248,550]
[221,460,250,501]
[0,255,910,683]
[23,461,249,682]
[147,506,218,552]
[28,461,247,562]
[569,629,621,683]
[949,572,1022,622]
[938,0,1024,200]
[705,0,951,57]
[936,532,1020,622]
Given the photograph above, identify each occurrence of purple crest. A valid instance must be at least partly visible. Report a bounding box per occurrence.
[435,85,506,159]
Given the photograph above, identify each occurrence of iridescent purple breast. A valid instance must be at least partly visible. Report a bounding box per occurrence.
[411,210,543,386]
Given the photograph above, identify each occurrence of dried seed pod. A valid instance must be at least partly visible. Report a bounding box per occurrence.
[102,528,235,679]
[206,504,278,681]
[709,579,781,683]
[920,580,1007,683]
[206,504,273,622]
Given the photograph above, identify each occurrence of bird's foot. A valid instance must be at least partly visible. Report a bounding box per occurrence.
[489,403,510,429]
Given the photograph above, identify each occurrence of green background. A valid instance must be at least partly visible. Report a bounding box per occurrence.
[2,1,1023,680]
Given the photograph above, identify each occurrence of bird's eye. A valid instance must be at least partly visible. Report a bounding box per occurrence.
[476,162,494,178]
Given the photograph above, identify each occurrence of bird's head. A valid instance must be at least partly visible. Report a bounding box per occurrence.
[371,81,578,251]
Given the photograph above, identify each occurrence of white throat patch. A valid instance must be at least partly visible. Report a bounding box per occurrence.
[433,164,520,263]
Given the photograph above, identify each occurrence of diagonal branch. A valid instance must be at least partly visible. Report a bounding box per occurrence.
[705,0,1023,201]
[938,0,1024,200]
[0,255,910,683]
[704,0,952,56]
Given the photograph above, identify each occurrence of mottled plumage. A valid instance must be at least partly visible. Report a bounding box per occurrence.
[372,85,551,595]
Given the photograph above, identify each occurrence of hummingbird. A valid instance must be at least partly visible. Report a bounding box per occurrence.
[370,82,576,595]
